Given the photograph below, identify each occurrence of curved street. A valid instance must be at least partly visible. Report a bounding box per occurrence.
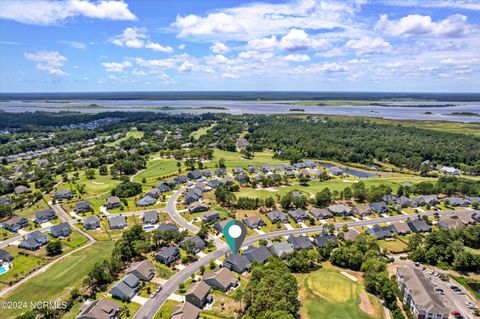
[134,188,443,319]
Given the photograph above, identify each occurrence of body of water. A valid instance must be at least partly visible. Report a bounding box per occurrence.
[1,99,480,122]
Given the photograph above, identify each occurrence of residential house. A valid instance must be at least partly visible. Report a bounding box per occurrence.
[174,175,189,184]
[76,298,121,319]
[260,164,271,172]
[266,210,288,223]
[398,196,414,208]
[183,192,200,205]
[157,183,171,193]
[110,274,141,301]
[328,204,352,216]
[441,166,460,175]
[268,241,294,259]
[145,187,162,199]
[126,260,155,281]
[0,249,13,262]
[367,224,392,240]
[180,236,205,253]
[287,235,313,250]
[314,234,338,248]
[353,205,372,217]
[185,281,213,309]
[309,208,333,220]
[170,302,201,319]
[389,222,411,235]
[396,267,449,319]
[344,228,360,241]
[288,208,308,222]
[207,179,220,188]
[215,168,227,176]
[54,189,73,199]
[75,201,92,213]
[243,216,265,229]
[83,215,100,230]
[236,173,249,184]
[382,194,398,203]
[223,254,251,274]
[247,166,258,173]
[202,170,213,177]
[35,209,56,223]
[214,219,231,233]
[445,197,468,207]
[108,215,127,229]
[156,246,181,265]
[466,196,480,204]
[143,211,158,224]
[51,222,72,238]
[19,230,48,250]
[236,138,249,150]
[157,223,179,233]
[188,202,209,213]
[203,268,238,292]
[369,201,389,214]
[136,196,156,207]
[244,245,272,263]
[202,211,220,223]
[407,219,431,233]
[2,215,28,232]
[187,170,203,180]
[437,216,465,231]
[14,185,30,195]
[232,167,243,175]
[418,195,439,206]
[105,196,121,209]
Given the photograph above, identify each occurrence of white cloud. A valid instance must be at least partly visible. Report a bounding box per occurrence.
[210,42,229,54]
[135,57,177,69]
[172,0,359,41]
[293,62,349,74]
[101,60,132,72]
[178,60,195,72]
[145,42,174,53]
[381,0,480,11]
[178,44,186,50]
[345,36,392,55]
[284,54,310,62]
[60,40,86,49]
[0,0,136,25]
[24,50,68,75]
[320,48,344,57]
[375,14,476,38]
[110,27,173,52]
[280,29,327,51]
[0,40,19,45]
[247,36,277,51]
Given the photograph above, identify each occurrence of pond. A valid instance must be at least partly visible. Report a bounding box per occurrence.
[317,162,378,178]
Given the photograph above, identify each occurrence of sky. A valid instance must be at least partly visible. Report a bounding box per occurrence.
[0,0,479,93]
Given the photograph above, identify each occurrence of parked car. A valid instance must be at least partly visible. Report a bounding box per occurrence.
[466,301,476,309]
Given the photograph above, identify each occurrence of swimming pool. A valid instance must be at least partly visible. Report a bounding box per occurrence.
[0,265,9,275]
[143,225,155,230]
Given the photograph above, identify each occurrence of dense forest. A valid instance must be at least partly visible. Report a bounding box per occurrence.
[246,117,480,171]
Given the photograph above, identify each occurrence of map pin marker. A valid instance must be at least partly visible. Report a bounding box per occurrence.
[223,220,247,254]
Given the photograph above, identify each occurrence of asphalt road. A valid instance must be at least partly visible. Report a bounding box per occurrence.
[133,189,448,319]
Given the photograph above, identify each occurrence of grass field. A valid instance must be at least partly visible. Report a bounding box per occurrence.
[298,267,384,319]
[1,242,115,318]
[14,199,51,220]
[210,149,289,169]
[190,124,217,139]
[107,127,144,146]
[378,239,409,253]
[133,158,179,183]
[235,176,433,199]
[154,300,179,319]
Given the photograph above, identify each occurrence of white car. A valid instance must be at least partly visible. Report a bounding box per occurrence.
[150,292,157,299]
[466,301,476,309]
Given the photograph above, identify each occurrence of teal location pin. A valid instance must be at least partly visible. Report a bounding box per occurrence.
[223,220,247,254]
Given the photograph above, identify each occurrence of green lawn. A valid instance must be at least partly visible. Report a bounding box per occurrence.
[378,239,408,253]
[133,158,179,183]
[1,242,115,318]
[0,253,47,288]
[298,267,384,319]
[190,124,217,139]
[154,300,179,319]
[107,127,144,146]
[14,199,51,220]
[211,149,289,169]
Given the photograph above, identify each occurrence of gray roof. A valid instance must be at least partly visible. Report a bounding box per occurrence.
[143,210,158,223]
[77,298,121,319]
[309,208,332,219]
[266,210,288,223]
[288,208,307,220]
[108,215,127,228]
[288,235,313,250]
[157,223,179,232]
[407,219,431,232]
[83,215,100,226]
[268,241,294,258]
[397,267,449,316]
[244,245,272,263]
[223,254,251,273]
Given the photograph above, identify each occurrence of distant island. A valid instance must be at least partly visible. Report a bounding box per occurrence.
[289,108,305,112]
[446,112,480,117]
[3,105,228,111]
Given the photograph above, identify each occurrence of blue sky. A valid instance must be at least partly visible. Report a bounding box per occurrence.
[0,0,479,92]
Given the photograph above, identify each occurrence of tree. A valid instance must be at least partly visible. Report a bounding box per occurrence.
[85,168,96,180]
[99,164,108,176]
[265,197,275,208]
[315,188,332,207]
[46,240,63,256]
